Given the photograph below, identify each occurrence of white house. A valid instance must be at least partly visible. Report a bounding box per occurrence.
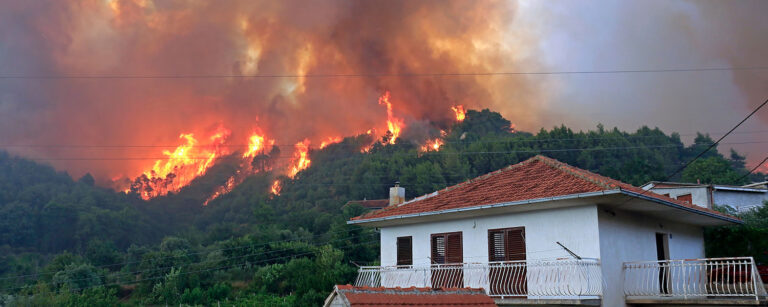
[348,155,767,306]
[641,181,768,213]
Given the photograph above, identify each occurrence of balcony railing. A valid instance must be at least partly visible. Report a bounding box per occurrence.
[623,257,768,301]
[354,259,602,299]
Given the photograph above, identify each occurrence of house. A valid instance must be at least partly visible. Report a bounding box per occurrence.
[641,181,768,212]
[347,155,767,306]
[323,285,497,307]
[343,199,389,211]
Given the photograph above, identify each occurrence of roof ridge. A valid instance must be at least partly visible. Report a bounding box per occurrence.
[532,155,618,190]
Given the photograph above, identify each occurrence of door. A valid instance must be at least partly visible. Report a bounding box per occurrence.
[431,232,463,288]
[488,227,526,296]
[656,233,670,294]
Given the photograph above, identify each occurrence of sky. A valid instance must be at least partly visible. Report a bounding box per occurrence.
[0,0,766,183]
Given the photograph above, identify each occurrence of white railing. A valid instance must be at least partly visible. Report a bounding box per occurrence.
[623,257,768,301]
[354,259,602,298]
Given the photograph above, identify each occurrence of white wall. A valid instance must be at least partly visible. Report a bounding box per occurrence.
[713,190,768,211]
[597,207,705,307]
[648,187,710,208]
[379,205,602,268]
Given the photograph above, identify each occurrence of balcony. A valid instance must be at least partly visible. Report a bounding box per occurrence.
[623,257,768,305]
[354,259,603,304]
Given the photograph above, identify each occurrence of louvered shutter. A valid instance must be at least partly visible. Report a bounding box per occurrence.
[445,232,463,264]
[488,230,505,261]
[396,236,412,266]
[431,235,445,264]
[505,228,526,261]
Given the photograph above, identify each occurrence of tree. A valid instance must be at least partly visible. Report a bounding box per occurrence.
[682,156,745,185]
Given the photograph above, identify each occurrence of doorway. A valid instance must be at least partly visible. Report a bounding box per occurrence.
[656,233,670,294]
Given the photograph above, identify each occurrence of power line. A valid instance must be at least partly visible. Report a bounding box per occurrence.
[0,226,375,282]
[1,129,767,149]
[736,155,768,183]
[664,98,768,182]
[10,141,768,161]
[1,66,768,80]
[1,232,379,291]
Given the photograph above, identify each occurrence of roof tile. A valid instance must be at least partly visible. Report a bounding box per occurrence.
[351,155,738,222]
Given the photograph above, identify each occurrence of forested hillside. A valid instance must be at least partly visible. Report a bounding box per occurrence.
[0,109,764,306]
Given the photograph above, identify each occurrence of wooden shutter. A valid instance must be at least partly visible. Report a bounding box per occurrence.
[488,227,525,262]
[506,228,526,261]
[431,232,462,264]
[396,236,412,266]
[431,235,445,264]
[488,230,505,261]
[445,233,463,264]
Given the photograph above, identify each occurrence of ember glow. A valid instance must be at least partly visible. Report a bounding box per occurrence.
[288,140,311,178]
[270,180,282,195]
[130,128,230,200]
[451,105,466,122]
[421,138,444,152]
[378,91,405,145]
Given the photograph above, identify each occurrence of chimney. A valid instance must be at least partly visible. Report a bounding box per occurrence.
[389,182,405,206]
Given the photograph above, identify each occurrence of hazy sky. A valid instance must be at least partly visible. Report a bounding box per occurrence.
[0,0,766,181]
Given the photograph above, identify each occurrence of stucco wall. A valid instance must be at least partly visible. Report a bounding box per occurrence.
[713,190,768,211]
[379,205,602,267]
[597,207,705,307]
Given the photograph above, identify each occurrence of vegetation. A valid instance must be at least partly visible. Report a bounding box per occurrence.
[0,109,763,305]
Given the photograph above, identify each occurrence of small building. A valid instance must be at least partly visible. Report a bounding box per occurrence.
[347,155,767,306]
[323,285,497,307]
[343,199,389,211]
[641,181,768,212]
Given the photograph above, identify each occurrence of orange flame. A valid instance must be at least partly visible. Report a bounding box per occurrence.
[451,105,466,122]
[288,140,311,177]
[378,91,404,144]
[421,138,444,152]
[271,180,282,195]
[131,127,230,200]
[319,136,342,149]
[243,133,267,158]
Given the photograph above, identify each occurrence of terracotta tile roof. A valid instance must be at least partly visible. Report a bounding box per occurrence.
[351,155,738,222]
[344,199,389,210]
[329,285,497,306]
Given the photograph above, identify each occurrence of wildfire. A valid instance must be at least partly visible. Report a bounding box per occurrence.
[271,180,282,195]
[421,138,444,152]
[378,91,405,144]
[319,136,342,149]
[131,128,230,200]
[288,140,311,177]
[243,133,266,158]
[451,105,466,122]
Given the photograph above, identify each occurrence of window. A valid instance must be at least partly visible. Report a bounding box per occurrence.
[430,232,463,288]
[677,194,692,204]
[430,232,462,264]
[396,236,412,266]
[488,227,526,296]
[488,227,526,262]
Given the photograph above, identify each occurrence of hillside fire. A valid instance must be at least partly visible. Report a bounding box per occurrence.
[130,128,230,200]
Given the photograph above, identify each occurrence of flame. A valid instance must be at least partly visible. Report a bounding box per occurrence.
[451,105,466,122]
[378,91,404,144]
[421,138,444,152]
[319,136,342,149]
[243,133,266,158]
[288,140,311,177]
[509,123,517,132]
[205,131,273,205]
[131,127,230,200]
[271,180,282,195]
